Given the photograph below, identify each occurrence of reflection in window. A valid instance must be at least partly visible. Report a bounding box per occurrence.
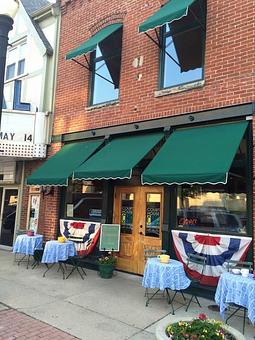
[161,0,206,88]
[90,27,122,105]
[176,136,247,234]
[65,181,103,221]
[121,193,134,234]
[145,193,161,238]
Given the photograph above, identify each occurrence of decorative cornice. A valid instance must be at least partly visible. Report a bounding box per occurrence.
[89,11,127,35]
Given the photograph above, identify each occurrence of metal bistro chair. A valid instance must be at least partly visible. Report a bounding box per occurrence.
[65,252,87,280]
[144,248,167,300]
[225,260,253,334]
[185,253,207,312]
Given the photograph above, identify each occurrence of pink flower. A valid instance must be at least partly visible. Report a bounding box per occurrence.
[192,336,198,340]
[198,313,207,321]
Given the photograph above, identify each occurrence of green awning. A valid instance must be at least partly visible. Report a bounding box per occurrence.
[73,132,164,180]
[27,140,103,186]
[139,0,196,33]
[66,23,122,60]
[142,121,248,185]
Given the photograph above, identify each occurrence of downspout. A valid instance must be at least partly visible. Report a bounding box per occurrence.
[15,160,26,239]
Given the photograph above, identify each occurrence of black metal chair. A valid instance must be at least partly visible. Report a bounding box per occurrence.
[185,253,207,312]
[65,253,88,280]
[226,259,253,273]
[225,260,253,334]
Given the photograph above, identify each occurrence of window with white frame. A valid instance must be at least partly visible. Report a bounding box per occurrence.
[5,42,26,81]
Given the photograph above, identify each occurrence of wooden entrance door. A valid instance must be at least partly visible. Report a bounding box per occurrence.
[113,186,163,275]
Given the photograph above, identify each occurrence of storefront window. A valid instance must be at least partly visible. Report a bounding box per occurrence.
[120,193,134,234]
[65,181,103,221]
[177,136,248,235]
[145,193,161,238]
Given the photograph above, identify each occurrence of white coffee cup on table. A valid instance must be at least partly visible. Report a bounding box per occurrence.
[240,268,249,278]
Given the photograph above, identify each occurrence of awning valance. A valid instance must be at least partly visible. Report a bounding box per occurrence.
[142,121,248,185]
[26,140,103,186]
[73,132,164,180]
[139,0,196,33]
[66,23,123,60]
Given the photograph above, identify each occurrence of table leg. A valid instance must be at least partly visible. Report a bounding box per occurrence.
[145,289,161,307]
[26,255,31,269]
[43,263,55,277]
[166,289,175,315]
[58,262,66,280]
[17,254,27,266]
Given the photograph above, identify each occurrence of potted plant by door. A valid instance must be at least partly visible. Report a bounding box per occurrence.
[97,252,117,278]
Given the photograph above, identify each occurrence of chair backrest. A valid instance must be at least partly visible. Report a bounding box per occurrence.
[186,253,207,282]
[226,260,253,272]
[144,248,166,261]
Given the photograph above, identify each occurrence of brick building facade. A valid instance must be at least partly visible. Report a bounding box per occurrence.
[23,0,254,286]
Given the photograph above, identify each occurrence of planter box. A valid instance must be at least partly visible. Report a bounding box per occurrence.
[155,315,245,340]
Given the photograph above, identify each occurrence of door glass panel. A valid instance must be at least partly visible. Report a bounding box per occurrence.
[120,193,134,234]
[145,193,161,238]
[0,189,18,246]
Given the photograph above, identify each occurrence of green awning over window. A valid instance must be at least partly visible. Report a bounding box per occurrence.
[142,121,248,185]
[139,0,196,33]
[73,132,164,180]
[26,140,103,186]
[66,23,123,60]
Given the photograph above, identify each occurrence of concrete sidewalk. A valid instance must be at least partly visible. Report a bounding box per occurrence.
[0,250,254,340]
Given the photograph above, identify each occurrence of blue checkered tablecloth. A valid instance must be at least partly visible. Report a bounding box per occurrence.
[215,272,255,324]
[13,234,43,256]
[41,240,76,263]
[142,258,191,291]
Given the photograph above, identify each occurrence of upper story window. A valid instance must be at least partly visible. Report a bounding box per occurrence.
[90,26,123,106]
[160,1,206,89]
[5,42,26,81]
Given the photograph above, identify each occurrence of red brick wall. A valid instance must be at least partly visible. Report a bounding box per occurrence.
[26,0,254,258]
[54,0,255,135]
[21,143,62,241]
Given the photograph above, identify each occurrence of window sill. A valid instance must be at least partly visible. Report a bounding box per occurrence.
[4,73,29,85]
[86,100,119,111]
[154,80,205,98]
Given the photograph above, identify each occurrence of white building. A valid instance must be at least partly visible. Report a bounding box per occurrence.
[0,0,60,247]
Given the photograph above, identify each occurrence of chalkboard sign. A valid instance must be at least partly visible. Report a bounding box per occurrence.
[99,224,120,252]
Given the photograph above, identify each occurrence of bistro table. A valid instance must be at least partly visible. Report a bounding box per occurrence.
[215,272,255,333]
[142,258,191,313]
[41,240,77,279]
[13,234,43,269]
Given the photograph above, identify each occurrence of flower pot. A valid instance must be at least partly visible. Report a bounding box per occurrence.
[98,263,115,279]
[155,315,245,340]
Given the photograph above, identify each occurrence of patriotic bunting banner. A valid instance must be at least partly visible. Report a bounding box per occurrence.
[172,230,252,286]
[60,219,101,255]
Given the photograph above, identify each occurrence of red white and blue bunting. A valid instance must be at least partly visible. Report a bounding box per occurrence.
[172,230,252,286]
[60,219,101,255]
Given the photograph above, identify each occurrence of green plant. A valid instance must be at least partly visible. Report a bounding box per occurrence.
[165,314,235,340]
[97,252,117,265]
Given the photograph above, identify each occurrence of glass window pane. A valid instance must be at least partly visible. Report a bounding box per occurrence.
[145,193,161,238]
[92,58,119,105]
[120,193,134,234]
[91,27,122,105]
[17,59,25,75]
[66,181,103,221]
[19,43,26,60]
[163,31,203,88]
[6,64,15,80]
[7,48,17,65]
